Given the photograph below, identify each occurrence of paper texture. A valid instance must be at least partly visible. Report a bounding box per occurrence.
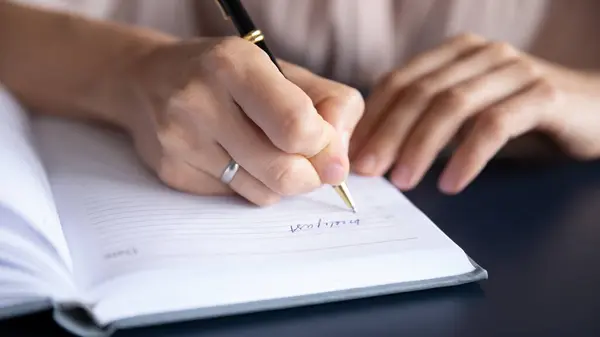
[0,87,72,270]
[30,115,485,334]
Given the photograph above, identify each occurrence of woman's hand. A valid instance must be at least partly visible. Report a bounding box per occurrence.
[350,33,600,194]
[124,37,363,206]
[0,2,363,206]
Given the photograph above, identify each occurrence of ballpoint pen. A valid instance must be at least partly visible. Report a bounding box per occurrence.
[214,0,357,213]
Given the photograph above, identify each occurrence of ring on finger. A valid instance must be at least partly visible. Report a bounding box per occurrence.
[220,159,240,185]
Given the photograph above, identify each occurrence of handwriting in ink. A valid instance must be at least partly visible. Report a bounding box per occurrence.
[290,218,360,233]
[103,247,138,260]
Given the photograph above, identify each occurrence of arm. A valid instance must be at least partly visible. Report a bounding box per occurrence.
[0,1,363,206]
[0,1,174,128]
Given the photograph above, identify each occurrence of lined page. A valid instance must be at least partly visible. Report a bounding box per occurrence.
[33,116,473,295]
[0,87,72,273]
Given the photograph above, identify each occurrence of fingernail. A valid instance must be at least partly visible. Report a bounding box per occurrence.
[391,165,412,189]
[439,168,458,194]
[354,154,377,174]
[323,160,347,184]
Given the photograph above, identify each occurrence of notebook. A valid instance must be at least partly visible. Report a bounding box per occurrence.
[0,86,487,337]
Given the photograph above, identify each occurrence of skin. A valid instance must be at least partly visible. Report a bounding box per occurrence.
[0,2,363,206]
[3,3,600,205]
[350,33,600,194]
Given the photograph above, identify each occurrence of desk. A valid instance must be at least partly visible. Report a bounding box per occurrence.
[3,159,600,337]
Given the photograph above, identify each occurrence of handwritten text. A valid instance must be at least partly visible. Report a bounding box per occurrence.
[290,218,360,233]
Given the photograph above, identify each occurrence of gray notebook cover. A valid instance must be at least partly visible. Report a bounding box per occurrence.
[47,258,487,337]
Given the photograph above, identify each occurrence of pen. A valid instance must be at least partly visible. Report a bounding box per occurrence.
[214,0,357,213]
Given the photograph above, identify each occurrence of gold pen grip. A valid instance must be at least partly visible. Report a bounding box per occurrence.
[243,30,265,44]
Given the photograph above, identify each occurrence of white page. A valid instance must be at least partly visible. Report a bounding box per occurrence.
[33,116,475,324]
[0,88,73,285]
[0,208,76,301]
[0,227,74,301]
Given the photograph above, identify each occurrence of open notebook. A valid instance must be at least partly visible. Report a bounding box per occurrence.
[0,86,487,336]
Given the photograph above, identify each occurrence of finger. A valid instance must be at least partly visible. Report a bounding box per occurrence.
[350,33,487,160]
[276,61,356,181]
[205,89,327,195]
[351,36,491,175]
[391,58,541,190]
[352,40,520,175]
[307,130,349,185]
[438,79,555,194]
[220,110,345,191]
[201,37,333,158]
[410,41,521,93]
[180,143,282,207]
[168,82,326,196]
[281,60,365,136]
[156,156,233,196]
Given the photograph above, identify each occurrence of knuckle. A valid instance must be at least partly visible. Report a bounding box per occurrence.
[156,158,184,188]
[480,111,510,142]
[406,81,435,101]
[516,59,541,79]
[267,158,303,195]
[277,98,315,153]
[155,124,173,149]
[488,41,518,59]
[334,85,365,121]
[342,86,365,112]
[383,70,405,88]
[380,70,398,86]
[202,37,246,75]
[155,122,186,151]
[452,32,485,46]
[536,79,563,104]
[435,87,470,112]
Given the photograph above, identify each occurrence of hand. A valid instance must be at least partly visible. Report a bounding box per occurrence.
[350,33,600,194]
[123,37,363,205]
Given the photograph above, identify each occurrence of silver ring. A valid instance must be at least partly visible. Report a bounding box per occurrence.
[220,159,240,184]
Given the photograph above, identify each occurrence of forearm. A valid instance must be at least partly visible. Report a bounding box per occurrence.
[0,1,176,128]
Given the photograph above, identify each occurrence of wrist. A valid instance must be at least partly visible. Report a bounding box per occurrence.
[0,1,181,132]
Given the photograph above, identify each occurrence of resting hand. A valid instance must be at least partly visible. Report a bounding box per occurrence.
[350,33,600,194]
[124,37,363,205]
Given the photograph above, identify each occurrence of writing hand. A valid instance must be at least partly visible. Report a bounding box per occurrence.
[125,37,363,205]
[350,33,600,194]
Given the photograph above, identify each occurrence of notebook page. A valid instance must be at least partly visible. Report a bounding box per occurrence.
[34,115,475,299]
[0,87,73,274]
[0,206,77,308]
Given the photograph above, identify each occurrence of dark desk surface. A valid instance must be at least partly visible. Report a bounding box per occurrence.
[3,159,600,337]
